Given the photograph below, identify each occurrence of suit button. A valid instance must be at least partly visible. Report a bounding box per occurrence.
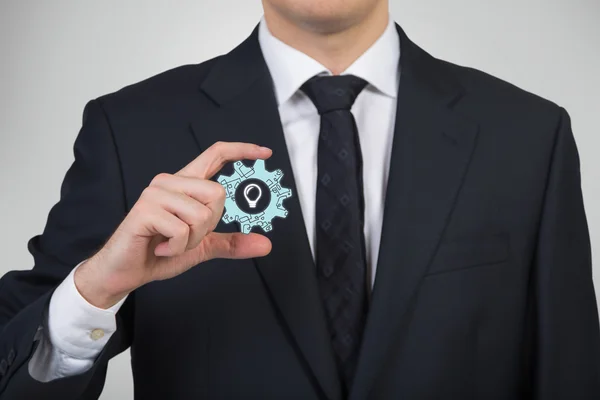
[6,349,15,366]
[90,329,105,341]
[0,359,7,377]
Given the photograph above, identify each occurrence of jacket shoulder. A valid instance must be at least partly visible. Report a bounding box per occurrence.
[95,56,221,106]
[439,58,562,117]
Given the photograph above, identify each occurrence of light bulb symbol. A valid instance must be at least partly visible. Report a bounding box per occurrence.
[243,183,262,209]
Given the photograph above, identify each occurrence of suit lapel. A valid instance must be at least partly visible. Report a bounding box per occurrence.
[350,26,479,399]
[191,27,342,400]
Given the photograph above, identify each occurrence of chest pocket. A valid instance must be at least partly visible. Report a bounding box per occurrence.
[426,232,510,276]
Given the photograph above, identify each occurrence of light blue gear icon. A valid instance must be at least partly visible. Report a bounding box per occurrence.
[217,159,292,234]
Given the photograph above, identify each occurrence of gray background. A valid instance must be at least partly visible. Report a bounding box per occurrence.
[1,1,598,398]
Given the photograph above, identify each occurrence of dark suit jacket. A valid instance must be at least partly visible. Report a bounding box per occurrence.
[1,24,599,400]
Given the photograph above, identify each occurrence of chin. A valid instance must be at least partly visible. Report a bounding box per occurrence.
[266,0,382,33]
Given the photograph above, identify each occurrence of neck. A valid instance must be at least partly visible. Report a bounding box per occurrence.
[262,2,389,75]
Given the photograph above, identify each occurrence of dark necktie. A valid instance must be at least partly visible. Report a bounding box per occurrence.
[301,75,369,393]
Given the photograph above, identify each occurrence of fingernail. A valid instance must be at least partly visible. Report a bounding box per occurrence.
[260,146,271,152]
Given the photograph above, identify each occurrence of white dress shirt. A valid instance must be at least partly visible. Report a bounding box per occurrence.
[29,16,400,382]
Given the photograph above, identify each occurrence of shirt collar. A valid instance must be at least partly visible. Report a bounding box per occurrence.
[258,16,400,106]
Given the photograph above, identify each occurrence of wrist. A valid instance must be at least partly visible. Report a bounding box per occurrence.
[74,255,130,309]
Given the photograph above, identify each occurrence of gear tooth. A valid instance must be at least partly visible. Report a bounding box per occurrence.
[253,159,266,171]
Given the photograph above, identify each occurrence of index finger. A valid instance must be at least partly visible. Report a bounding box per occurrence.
[177,141,272,179]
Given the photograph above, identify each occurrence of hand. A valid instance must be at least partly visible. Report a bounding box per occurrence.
[74,142,273,308]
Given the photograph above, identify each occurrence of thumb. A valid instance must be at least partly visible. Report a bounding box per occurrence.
[199,232,272,261]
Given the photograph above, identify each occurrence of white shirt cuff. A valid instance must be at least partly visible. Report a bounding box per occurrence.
[47,260,127,359]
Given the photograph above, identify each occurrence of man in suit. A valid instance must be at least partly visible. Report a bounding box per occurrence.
[1,0,599,398]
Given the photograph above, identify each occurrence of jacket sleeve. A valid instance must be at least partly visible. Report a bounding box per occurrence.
[532,107,600,398]
[0,99,134,399]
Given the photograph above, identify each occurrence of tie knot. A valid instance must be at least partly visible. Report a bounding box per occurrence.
[301,75,368,115]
